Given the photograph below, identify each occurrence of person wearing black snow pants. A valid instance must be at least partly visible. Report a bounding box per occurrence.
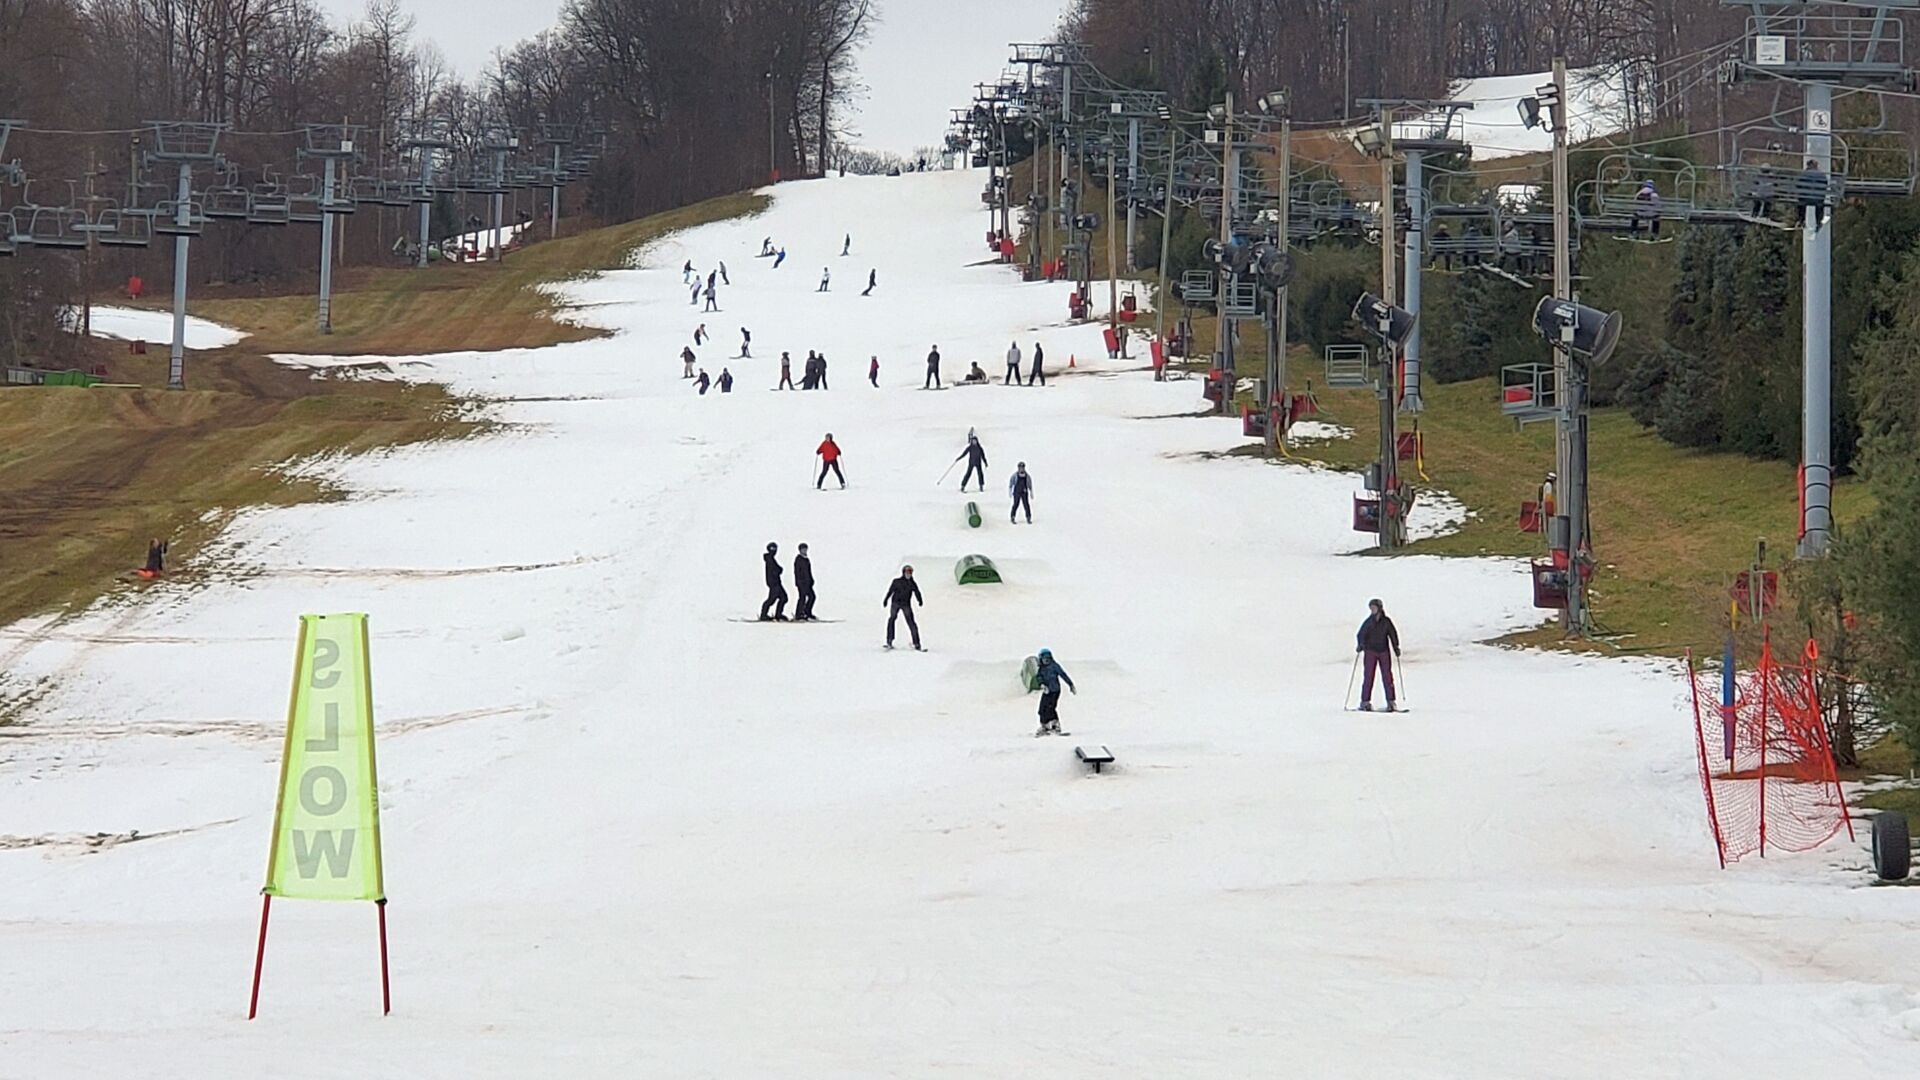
[1355,597,1401,711]
[1030,342,1046,386]
[1032,648,1076,735]
[760,543,789,621]
[956,434,988,492]
[924,346,942,389]
[794,543,817,621]
[1008,462,1034,523]
[883,566,923,649]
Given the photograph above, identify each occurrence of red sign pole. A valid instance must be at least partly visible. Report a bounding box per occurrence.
[377,900,392,1015]
[247,895,273,1020]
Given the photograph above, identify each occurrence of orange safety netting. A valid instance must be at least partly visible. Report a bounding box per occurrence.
[1688,636,1853,867]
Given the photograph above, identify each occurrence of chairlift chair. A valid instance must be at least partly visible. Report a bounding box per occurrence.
[92,206,155,248]
[203,184,252,220]
[150,199,206,237]
[248,183,291,225]
[0,211,16,256]
[13,205,91,249]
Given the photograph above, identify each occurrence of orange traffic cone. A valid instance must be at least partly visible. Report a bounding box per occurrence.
[1069,354,1076,368]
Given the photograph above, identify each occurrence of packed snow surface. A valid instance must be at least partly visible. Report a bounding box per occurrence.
[1397,66,1633,160]
[4,171,1918,1077]
[66,304,250,349]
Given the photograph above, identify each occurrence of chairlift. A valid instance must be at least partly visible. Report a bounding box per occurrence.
[150,200,206,237]
[1834,137,1917,198]
[320,176,356,215]
[92,206,155,248]
[0,211,15,256]
[248,183,291,225]
[203,183,252,220]
[12,205,90,249]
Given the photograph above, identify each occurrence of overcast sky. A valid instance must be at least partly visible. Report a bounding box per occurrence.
[316,0,1069,155]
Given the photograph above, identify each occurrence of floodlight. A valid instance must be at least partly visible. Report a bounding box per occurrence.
[1208,104,1227,123]
[1261,90,1291,116]
[1353,125,1385,156]
[1517,98,1542,130]
[1531,297,1622,367]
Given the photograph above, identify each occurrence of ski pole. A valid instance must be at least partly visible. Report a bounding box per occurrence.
[1345,652,1360,710]
[937,458,959,485]
[1394,652,1408,709]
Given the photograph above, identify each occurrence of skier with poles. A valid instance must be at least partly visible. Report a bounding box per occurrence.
[816,433,846,489]
[759,542,789,621]
[1004,340,1024,386]
[882,565,923,651]
[953,434,989,492]
[1032,648,1076,736]
[924,345,942,389]
[794,543,817,621]
[1354,598,1402,712]
[1008,462,1034,523]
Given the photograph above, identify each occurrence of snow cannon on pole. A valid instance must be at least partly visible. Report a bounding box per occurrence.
[1351,291,1417,550]
[1530,294,1622,636]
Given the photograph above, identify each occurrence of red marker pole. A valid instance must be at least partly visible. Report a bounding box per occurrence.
[247,895,273,1020]
[377,899,391,1015]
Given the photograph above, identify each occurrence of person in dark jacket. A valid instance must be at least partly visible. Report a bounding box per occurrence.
[1008,462,1034,523]
[869,355,880,387]
[955,434,989,492]
[1029,342,1046,386]
[924,345,942,389]
[681,346,697,379]
[862,268,877,296]
[1032,647,1076,735]
[718,368,734,393]
[794,543,817,621]
[1355,598,1401,711]
[696,369,711,395]
[883,565,923,650]
[759,542,789,621]
[142,537,168,576]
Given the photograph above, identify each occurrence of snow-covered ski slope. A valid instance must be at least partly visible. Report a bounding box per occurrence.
[5,170,1919,1077]
[1404,66,1631,159]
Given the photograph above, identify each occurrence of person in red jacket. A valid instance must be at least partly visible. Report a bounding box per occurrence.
[815,433,846,489]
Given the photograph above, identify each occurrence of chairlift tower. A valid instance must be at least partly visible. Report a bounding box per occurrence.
[538,122,575,240]
[301,124,362,334]
[145,121,226,389]
[401,120,450,269]
[1723,0,1919,557]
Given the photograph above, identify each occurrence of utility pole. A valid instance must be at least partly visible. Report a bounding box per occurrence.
[1548,57,1584,630]
[1801,79,1834,556]
[1376,102,1400,550]
[1126,116,1140,270]
[1156,116,1178,345]
[1267,102,1292,454]
[1214,92,1235,416]
[1107,142,1119,341]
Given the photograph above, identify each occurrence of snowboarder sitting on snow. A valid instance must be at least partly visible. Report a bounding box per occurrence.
[816,433,846,489]
[883,565,923,651]
[964,362,988,384]
[696,369,711,394]
[1008,462,1034,523]
[1033,648,1076,736]
[1355,598,1401,712]
[955,434,989,491]
[760,543,789,621]
[794,543,817,621]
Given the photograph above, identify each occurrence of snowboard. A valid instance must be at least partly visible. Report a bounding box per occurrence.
[1033,727,1071,737]
[730,617,842,624]
[882,643,927,651]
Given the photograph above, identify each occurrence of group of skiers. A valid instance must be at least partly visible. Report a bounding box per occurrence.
[949,433,1037,523]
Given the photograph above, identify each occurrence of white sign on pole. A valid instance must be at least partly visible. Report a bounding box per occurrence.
[1756,36,1787,66]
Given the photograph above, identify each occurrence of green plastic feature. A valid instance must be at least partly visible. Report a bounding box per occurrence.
[1021,655,1040,692]
[954,554,1001,585]
[966,501,982,528]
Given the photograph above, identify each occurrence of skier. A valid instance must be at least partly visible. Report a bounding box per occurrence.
[719,368,734,393]
[868,355,880,387]
[681,345,697,379]
[862,269,876,297]
[693,324,707,346]
[774,247,787,268]
[1032,648,1076,736]
[1029,342,1046,386]
[842,233,851,257]
[882,565,923,651]
[696,369,711,395]
[794,542,817,621]
[1004,340,1024,385]
[718,260,730,285]
[818,267,831,292]
[1354,598,1402,712]
[759,542,789,621]
[682,259,694,283]
[924,345,942,389]
[955,434,988,492]
[739,327,751,357]
[704,282,719,312]
[779,351,796,390]
[1008,461,1034,523]
[760,237,774,257]
[816,432,846,489]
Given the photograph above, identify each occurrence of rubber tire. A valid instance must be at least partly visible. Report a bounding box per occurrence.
[1872,811,1911,882]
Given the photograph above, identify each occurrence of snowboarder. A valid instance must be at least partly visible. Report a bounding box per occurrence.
[1029,342,1046,386]
[690,280,701,305]
[693,324,707,346]
[794,543,817,621]
[718,260,730,285]
[882,565,923,650]
[707,269,717,291]
[816,433,846,489]
[682,259,694,283]
[759,542,789,621]
[696,369,711,395]
[963,362,989,385]
[924,345,942,389]
[842,233,852,257]
[719,368,734,393]
[1355,598,1402,712]
[682,345,697,379]
[862,269,876,297]
[704,283,719,312]
[955,434,989,491]
[779,351,796,390]
[818,267,831,292]
[1008,462,1034,523]
[868,355,880,387]
[739,327,751,357]
[1004,341,1024,386]
[816,353,829,390]
[1032,648,1076,736]
[774,247,787,268]
[760,237,774,257]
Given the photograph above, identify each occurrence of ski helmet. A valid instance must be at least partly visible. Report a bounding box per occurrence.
[1368,597,1383,610]
[1038,648,1052,659]
[767,542,777,552]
